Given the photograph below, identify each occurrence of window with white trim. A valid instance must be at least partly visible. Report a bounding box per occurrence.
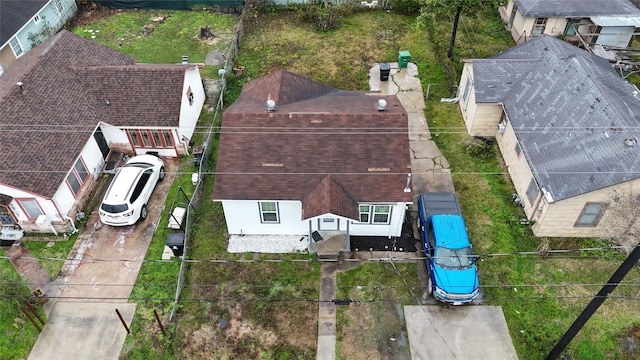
[53,0,64,15]
[359,204,391,224]
[533,18,547,35]
[127,129,175,149]
[34,14,41,24]
[259,202,279,223]
[575,203,605,227]
[9,37,23,57]
[19,199,43,220]
[66,158,90,196]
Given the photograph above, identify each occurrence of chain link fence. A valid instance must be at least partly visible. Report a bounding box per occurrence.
[168,16,244,321]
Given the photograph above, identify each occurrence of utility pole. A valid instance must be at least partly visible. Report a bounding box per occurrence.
[545,242,640,360]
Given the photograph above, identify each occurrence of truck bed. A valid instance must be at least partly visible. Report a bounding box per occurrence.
[418,192,462,219]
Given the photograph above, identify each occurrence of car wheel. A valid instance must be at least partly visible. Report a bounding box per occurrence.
[158,166,165,181]
[140,205,148,221]
[427,276,433,295]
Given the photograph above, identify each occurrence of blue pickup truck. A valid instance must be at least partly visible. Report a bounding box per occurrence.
[417,192,480,305]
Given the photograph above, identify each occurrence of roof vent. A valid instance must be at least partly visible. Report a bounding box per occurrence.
[624,138,637,147]
[267,99,276,111]
[181,55,188,65]
[377,99,387,111]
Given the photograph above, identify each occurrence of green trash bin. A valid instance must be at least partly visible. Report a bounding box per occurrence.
[398,50,411,68]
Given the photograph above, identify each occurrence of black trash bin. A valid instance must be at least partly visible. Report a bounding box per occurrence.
[166,232,185,257]
[193,146,204,166]
[379,63,391,81]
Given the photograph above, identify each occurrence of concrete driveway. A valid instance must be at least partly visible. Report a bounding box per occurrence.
[28,159,178,360]
[405,305,519,359]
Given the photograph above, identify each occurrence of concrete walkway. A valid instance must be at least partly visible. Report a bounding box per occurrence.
[369,62,455,198]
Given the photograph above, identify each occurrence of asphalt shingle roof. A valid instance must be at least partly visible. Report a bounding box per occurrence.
[214,70,412,220]
[512,0,640,17]
[0,30,190,198]
[0,0,48,46]
[473,35,640,202]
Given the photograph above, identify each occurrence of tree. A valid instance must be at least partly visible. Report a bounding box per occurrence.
[418,0,499,59]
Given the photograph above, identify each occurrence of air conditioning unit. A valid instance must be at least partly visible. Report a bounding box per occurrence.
[36,214,51,231]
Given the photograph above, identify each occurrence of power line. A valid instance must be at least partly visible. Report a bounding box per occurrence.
[0,245,631,265]
[0,294,639,303]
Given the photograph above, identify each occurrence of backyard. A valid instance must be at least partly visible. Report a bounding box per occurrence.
[2,2,640,359]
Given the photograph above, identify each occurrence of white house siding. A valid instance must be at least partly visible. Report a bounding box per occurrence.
[349,202,407,237]
[52,134,104,219]
[222,200,308,235]
[178,67,206,147]
[0,184,58,224]
[100,123,132,154]
[221,200,407,237]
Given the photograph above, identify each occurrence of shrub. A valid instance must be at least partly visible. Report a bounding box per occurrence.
[389,0,420,14]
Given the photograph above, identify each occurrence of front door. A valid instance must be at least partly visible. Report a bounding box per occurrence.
[319,217,339,231]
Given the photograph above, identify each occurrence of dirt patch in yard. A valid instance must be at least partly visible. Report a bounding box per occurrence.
[68,2,118,27]
[338,301,410,360]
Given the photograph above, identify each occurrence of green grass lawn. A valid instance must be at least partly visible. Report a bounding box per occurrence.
[71,9,238,78]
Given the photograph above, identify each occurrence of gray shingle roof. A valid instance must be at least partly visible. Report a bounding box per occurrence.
[0,30,190,198]
[513,0,640,17]
[473,35,640,202]
[0,0,48,46]
[214,70,412,220]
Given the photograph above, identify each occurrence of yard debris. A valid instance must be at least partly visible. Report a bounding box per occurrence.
[199,25,215,39]
[152,15,169,23]
[141,24,156,36]
[233,66,246,75]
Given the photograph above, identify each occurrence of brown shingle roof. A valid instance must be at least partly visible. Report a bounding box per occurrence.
[0,30,189,198]
[214,70,411,220]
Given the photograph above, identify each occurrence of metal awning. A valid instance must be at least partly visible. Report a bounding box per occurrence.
[591,16,640,27]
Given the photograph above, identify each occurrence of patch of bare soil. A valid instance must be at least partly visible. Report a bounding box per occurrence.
[67,2,117,28]
[621,325,640,357]
[338,301,410,360]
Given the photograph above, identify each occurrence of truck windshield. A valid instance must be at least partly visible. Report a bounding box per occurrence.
[435,246,474,269]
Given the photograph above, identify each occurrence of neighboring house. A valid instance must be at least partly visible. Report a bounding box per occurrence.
[499,0,640,48]
[213,70,412,251]
[458,35,640,238]
[0,0,78,75]
[0,30,205,234]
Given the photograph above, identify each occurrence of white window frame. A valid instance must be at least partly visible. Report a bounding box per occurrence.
[18,199,43,220]
[358,204,392,224]
[9,37,23,57]
[66,158,90,196]
[259,201,279,223]
[53,0,64,15]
